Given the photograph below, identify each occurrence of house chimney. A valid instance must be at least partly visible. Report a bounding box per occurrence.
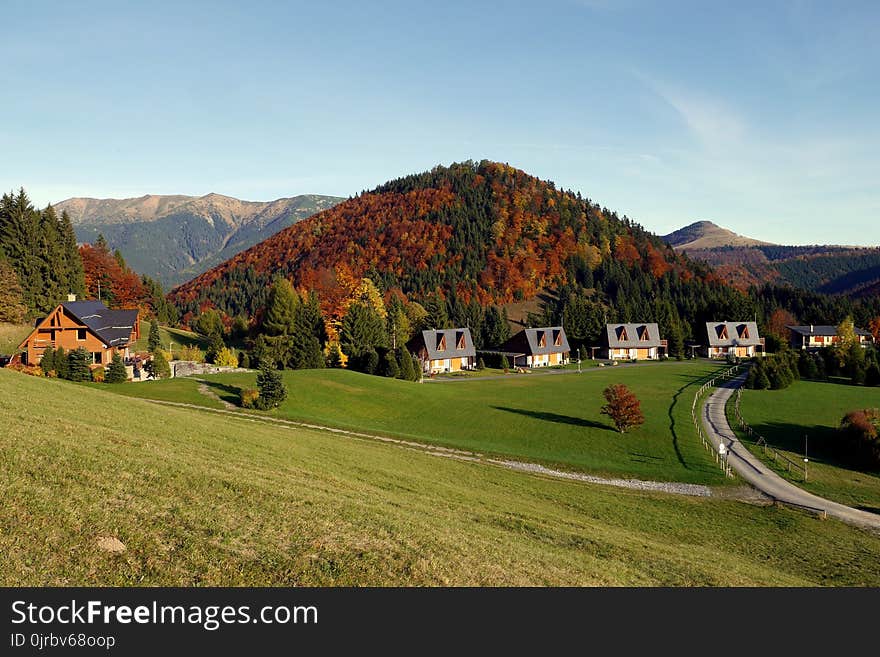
[810,324,813,334]
[67,293,77,302]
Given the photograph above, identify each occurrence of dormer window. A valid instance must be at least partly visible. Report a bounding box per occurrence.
[618,326,629,342]
[553,330,562,346]
[717,325,728,340]
[739,325,749,339]
[639,326,649,341]
[437,334,446,351]
[456,332,466,350]
[538,331,546,347]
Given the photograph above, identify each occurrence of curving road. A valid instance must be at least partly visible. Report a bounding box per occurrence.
[702,374,880,531]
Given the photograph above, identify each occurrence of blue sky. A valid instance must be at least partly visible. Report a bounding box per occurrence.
[2,0,877,245]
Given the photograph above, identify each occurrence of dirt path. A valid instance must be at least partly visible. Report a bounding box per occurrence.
[142,397,726,500]
[195,379,237,411]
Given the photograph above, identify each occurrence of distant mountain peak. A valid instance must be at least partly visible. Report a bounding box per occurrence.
[662,220,773,250]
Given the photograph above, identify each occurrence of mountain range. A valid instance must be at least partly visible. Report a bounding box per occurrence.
[662,221,880,298]
[57,193,343,287]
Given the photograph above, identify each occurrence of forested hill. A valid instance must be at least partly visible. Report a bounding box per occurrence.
[169,160,754,345]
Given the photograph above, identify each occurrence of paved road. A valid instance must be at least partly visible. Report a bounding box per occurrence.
[702,374,880,531]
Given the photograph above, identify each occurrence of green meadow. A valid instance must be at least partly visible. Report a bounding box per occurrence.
[107,360,732,485]
[734,380,880,512]
[3,368,880,586]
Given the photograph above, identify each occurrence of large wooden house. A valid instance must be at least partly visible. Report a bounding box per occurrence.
[18,298,140,367]
[498,326,570,368]
[704,321,763,358]
[407,328,476,374]
[786,324,874,350]
[603,323,665,360]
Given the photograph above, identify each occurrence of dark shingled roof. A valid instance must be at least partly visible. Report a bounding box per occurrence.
[605,323,662,348]
[787,325,872,338]
[499,327,570,355]
[62,301,138,347]
[407,328,476,360]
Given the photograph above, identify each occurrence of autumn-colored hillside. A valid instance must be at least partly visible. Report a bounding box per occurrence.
[168,160,726,327]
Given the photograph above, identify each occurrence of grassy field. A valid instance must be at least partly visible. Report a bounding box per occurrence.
[3,368,880,586]
[105,360,732,485]
[131,320,210,354]
[0,322,31,355]
[734,380,880,512]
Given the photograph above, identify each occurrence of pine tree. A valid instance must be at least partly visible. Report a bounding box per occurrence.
[54,347,69,380]
[59,210,85,297]
[207,332,226,364]
[39,347,56,376]
[500,354,510,370]
[105,352,128,383]
[341,302,387,359]
[256,360,287,409]
[148,319,162,352]
[423,293,450,330]
[261,277,299,367]
[0,258,28,322]
[397,348,414,380]
[66,347,92,382]
[148,349,171,379]
[410,354,422,381]
[381,349,400,378]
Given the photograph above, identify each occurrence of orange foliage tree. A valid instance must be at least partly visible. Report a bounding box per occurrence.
[600,384,645,433]
[79,243,148,310]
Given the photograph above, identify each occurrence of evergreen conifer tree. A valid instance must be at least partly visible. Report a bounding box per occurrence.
[66,347,91,382]
[39,347,56,376]
[105,352,128,383]
[54,348,69,380]
[148,349,171,379]
[148,319,162,352]
[256,360,287,409]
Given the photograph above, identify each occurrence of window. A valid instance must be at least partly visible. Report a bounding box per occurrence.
[538,331,546,347]
[554,330,562,346]
[92,352,103,364]
[77,328,87,341]
[738,325,749,339]
[717,325,728,340]
[456,332,466,350]
[618,327,629,342]
[639,326,650,341]
[437,334,446,351]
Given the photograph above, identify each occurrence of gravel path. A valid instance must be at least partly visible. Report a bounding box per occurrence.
[143,397,721,499]
[195,379,238,411]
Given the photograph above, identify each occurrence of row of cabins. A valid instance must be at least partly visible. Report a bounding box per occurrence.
[12,298,874,376]
[407,321,877,373]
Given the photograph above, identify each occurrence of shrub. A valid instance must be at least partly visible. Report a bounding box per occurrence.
[500,354,510,371]
[178,345,205,363]
[7,362,42,377]
[214,347,238,368]
[91,366,105,383]
[837,409,880,470]
[238,351,251,369]
[477,357,485,371]
[240,388,260,409]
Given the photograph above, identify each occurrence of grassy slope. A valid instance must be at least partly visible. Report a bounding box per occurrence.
[131,320,210,354]
[735,380,880,512]
[110,361,730,485]
[0,322,31,355]
[4,369,880,586]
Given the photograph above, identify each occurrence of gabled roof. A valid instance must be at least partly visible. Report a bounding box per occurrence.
[499,327,571,355]
[787,325,872,338]
[705,321,761,347]
[605,323,662,348]
[25,300,138,349]
[408,328,476,360]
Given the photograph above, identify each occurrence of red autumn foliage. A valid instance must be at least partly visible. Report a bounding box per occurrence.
[600,383,645,433]
[768,309,797,339]
[869,317,880,343]
[79,243,149,311]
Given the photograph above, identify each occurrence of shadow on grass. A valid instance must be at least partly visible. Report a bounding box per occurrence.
[492,406,612,431]
[202,379,243,406]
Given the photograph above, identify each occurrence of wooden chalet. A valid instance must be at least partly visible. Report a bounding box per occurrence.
[603,323,665,361]
[786,324,874,350]
[704,321,763,358]
[18,297,140,367]
[498,326,570,368]
[407,328,476,374]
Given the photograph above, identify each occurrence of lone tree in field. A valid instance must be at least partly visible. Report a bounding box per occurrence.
[255,359,287,410]
[600,383,645,433]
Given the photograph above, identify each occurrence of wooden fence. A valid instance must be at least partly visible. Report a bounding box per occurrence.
[731,387,807,480]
